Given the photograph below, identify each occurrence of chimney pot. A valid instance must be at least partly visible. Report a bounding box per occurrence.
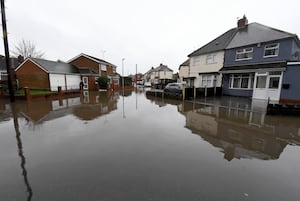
[237,15,248,28]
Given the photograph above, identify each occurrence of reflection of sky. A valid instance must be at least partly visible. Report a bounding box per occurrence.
[1,92,300,201]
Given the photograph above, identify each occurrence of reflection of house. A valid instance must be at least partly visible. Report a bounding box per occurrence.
[68,53,119,90]
[73,91,118,121]
[179,101,300,161]
[15,58,84,91]
[13,91,118,124]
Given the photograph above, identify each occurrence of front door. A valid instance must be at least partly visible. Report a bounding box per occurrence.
[82,77,88,90]
[252,71,282,102]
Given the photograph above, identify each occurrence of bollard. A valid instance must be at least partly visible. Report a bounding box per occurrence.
[58,86,62,97]
[24,87,31,101]
[0,86,2,96]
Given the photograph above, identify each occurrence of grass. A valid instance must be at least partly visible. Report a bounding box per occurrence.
[14,89,54,96]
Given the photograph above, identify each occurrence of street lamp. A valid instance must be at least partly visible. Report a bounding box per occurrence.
[122,58,125,90]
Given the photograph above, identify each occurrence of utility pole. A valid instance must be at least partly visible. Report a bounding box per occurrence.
[1,0,15,102]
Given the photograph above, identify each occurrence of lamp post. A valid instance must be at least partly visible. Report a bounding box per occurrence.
[122,58,125,90]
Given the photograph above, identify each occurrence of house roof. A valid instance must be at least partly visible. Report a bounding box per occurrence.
[180,59,190,66]
[188,22,299,57]
[226,22,297,49]
[188,28,237,57]
[68,53,117,67]
[144,67,155,75]
[153,64,173,72]
[0,56,20,71]
[29,58,80,74]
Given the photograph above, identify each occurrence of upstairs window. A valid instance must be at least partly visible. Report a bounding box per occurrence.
[236,47,253,61]
[192,56,201,67]
[264,43,279,57]
[100,64,107,71]
[206,54,217,64]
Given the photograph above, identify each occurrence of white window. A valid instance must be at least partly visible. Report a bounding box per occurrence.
[192,56,201,66]
[236,47,253,60]
[206,54,217,64]
[0,71,8,80]
[200,74,215,87]
[113,78,119,85]
[101,64,107,71]
[264,43,279,57]
[229,74,254,89]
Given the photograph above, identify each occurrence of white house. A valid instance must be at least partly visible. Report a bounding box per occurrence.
[187,28,237,94]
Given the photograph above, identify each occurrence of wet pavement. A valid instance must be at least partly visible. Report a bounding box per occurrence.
[1,90,300,201]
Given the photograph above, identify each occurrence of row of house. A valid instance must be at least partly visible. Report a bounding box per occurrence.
[0,53,120,92]
[179,16,300,103]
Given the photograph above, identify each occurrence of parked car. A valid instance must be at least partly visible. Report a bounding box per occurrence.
[164,82,185,96]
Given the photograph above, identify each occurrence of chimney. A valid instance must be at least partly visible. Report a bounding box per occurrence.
[17,55,24,64]
[237,15,248,28]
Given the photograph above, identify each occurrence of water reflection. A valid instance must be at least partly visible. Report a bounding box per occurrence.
[2,91,119,126]
[146,95,300,161]
[180,101,300,161]
[12,103,33,201]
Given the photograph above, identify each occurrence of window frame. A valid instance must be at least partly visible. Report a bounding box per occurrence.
[263,43,279,58]
[229,74,254,89]
[192,56,201,67]
[206,54,217,64]
[235,47,253,61]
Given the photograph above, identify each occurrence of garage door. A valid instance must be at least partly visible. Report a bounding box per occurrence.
[66,75,81,90]
[49,74,66,91]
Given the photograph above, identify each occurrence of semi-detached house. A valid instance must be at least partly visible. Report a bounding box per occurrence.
[221,16,300,103]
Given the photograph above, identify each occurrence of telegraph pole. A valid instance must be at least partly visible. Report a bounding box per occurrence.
[1,0,15,102]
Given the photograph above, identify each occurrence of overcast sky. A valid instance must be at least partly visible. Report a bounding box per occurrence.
[2,0,300,75]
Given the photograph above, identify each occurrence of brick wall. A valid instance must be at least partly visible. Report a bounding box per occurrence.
[16,60,50,90]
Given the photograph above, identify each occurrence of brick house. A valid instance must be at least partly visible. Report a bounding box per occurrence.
[68,53,119,90]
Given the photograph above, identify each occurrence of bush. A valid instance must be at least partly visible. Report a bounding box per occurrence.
[97,76,109,89]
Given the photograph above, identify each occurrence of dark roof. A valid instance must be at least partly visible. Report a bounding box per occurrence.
[144,67,155,74]
[0,57,20,71]
[31,58,80,74]
[81,53,117,67]
[180,59,190,66]
[78,68,98,75]
[188,22,299,57]
[188,28,237,57]
[153,64,173,72]
[226,22,297,49]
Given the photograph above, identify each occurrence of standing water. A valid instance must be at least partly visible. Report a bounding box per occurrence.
[0,90,300,201]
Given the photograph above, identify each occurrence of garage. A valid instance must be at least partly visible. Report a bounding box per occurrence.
[66,75,81,90]
[49,74,66,91]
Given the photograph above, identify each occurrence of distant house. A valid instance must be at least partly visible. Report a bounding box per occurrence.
[68,53,119,90]
[15,58,90,91]
[0,55,21,83]
[187,26,237,94]
[148,64,173,86]
[178,59,191,86]
[143,67,155,84]
[220,16,300,103]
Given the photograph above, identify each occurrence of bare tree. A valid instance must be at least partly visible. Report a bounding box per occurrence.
[11,39,45,58]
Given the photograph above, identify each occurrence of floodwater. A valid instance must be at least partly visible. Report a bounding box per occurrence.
[1,90,300,201]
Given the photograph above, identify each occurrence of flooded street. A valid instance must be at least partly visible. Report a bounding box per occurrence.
[1,90,300,201]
